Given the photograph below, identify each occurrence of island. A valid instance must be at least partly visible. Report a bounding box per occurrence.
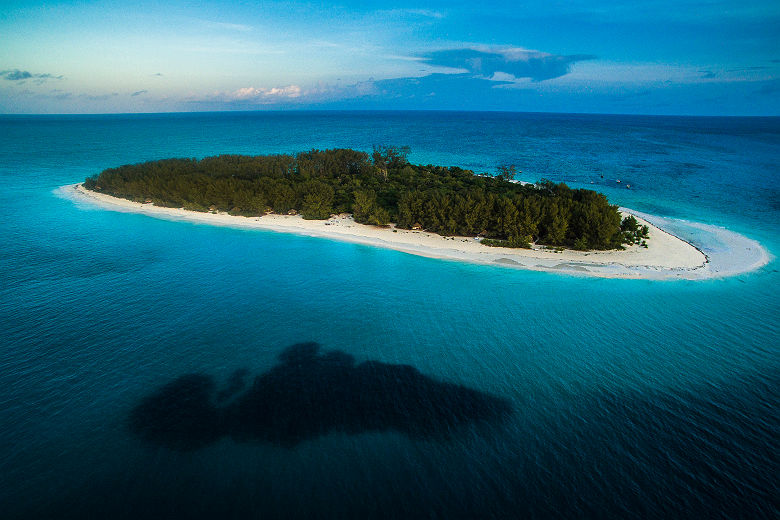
[84,147,649,247]
[64,147,769,279]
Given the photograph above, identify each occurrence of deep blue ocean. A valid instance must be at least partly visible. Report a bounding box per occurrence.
[0,111,778,519]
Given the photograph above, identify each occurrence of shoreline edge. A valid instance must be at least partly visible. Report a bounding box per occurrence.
[60,183,771,280]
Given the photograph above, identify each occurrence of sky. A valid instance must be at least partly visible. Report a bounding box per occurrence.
[1,0,778,115]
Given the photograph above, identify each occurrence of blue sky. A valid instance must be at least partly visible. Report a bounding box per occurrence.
[1,0,778,115]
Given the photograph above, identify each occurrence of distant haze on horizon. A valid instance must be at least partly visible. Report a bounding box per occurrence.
[1,0,778,116]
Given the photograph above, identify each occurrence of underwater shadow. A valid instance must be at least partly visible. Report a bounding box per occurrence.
[129,342,511,451]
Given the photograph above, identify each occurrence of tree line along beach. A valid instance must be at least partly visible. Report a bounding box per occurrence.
[66,147,769,279]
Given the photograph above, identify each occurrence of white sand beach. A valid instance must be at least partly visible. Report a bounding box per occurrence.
[62,184,770,280]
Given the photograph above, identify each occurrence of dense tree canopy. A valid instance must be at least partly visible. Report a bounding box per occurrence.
[84,147,645,250]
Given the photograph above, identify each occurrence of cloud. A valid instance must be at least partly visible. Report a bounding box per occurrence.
[355,73,515,104]
[186,46,592,110]
[213,21,252,31]
[131,90,148,97]
[1,70,32,80]
[200,19,253,32]
[183,44,595,111]
[422,47,595,82]
[488,71,528,84]
[402,8,444,19]
[1,69,63,82]
[717,66,771,75]
[79,93,119,100]
[379,8,445,19]
[186,80,379,109]
[51,90,72,100]
[697,66,776,82]
[225,85,303,102]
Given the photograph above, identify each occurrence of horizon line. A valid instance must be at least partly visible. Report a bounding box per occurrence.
[1,108,779,119]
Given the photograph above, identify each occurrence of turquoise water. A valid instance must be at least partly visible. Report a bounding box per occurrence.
[0,112,778,518]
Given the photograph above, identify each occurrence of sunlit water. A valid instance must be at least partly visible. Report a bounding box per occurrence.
[0,112,778,518]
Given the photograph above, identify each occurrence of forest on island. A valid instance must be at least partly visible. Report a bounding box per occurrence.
[84,147,648,250]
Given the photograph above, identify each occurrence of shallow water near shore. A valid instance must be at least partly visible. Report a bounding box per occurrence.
[0,112,778,518]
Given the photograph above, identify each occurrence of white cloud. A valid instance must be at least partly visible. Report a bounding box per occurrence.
[199,20,253,32]
[488,71,517,82]
[554,61,777,87]
[377,9,445,19]
[229,85,302,102]
[423,47,595,81]
[190,79,382,108]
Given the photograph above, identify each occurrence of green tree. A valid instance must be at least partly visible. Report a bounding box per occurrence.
[352,189,377,223]
[496,164,517,181]
[301,181,334,219]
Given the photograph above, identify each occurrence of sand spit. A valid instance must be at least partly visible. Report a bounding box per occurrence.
[61,184,770,280]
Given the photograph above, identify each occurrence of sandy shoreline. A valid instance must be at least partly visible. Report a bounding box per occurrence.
[61,183,770,280]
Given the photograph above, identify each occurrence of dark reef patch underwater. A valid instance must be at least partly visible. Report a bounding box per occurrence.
[129,342,512,450]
